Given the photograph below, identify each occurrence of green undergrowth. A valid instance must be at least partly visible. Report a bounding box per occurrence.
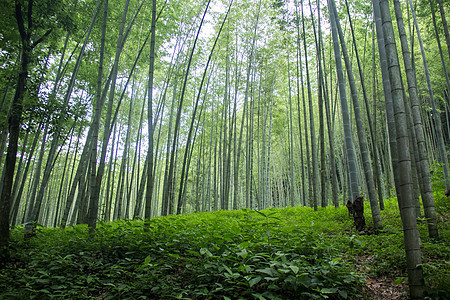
[1,197,448,299]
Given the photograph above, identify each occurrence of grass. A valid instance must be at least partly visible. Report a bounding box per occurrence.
[0,196,448,299]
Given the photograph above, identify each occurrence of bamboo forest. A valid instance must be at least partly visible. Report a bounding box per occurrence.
[0,0,449,298]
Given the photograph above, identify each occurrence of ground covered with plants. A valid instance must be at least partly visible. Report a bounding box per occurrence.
[0,197,448,300]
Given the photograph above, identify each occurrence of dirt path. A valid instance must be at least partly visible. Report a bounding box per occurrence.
[352,255,409,299]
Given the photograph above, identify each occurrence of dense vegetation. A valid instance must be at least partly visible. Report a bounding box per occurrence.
[1,193,448,299]
[1,0,450,298]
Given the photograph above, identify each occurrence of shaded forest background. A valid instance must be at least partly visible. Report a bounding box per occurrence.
[1,0,449,226]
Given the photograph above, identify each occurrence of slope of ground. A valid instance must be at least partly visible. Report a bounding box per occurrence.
[0,197,448,299]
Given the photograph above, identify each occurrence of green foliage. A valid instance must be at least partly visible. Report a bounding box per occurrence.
[428,162,450,218]
[1,199,448,299]
[346,198,450,299]
[0,207,358,299]
[430,162,447,192]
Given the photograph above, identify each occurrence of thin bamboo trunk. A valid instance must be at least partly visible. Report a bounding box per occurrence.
[177,2,232,214]
[53,126,75,227]
[318,0,338,208]
[287,52,296,207]
[328,0,359,202]
[295,1,306,206]
[10,124,41,226]
[394,0,438,238]
[308,0,325,208]
[302,1,318,209]
[408,0,450,190]
[144,0,157,226]
[437,0,450,61]
[166,1,211,215]
[430,0,450,105]
[330,0,381,229]
[377,0,425,297]
[87,0,108,231]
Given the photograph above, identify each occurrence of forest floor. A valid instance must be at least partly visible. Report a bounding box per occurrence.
[0,196,448,299]
[353,254,408,299]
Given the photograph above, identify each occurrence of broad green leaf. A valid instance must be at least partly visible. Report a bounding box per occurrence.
[222,264,233,275]
[251,293,266,300]
[239,241,251,249]
[50,285,64,290]
[36,278,50,284]
[338,290,348,299]
[263,276,278,281]
[321,287,338,294]
[253,210,267,218]
[278,268,291,273]
[289,265,299,274]
[200,248,213,257]
[256,268,277,276]
[187,250,200,256]
[136,255,151,270]
[331,257,342,265]
[248,276,262,287]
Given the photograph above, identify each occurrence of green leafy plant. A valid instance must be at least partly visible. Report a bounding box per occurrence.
[1,198,448,299]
